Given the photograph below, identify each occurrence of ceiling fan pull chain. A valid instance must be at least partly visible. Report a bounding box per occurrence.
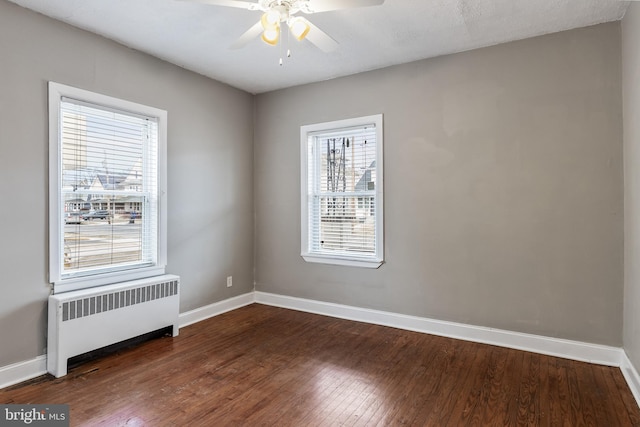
[286,26,292,58]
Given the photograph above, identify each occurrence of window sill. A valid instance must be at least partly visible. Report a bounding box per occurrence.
[301,254,383,269]
[52,266,166,294]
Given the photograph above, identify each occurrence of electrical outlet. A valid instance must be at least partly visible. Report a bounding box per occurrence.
[227,276,232,287]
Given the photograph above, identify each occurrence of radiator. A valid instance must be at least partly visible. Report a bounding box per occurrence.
[47,274,180,377]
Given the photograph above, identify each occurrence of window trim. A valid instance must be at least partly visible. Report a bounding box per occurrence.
[48,82,168,293]
[300,114,384,269]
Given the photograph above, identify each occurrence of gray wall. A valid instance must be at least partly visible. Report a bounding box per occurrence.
[623,3,640,371]
[0,0,254,366]
[0,0,627,370]
[254,23,624,346]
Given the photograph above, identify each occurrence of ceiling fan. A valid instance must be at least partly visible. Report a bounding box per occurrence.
[180,0,385,53]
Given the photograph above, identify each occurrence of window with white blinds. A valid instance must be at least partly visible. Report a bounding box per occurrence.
[300,115,384,268]
[49,82,167,292]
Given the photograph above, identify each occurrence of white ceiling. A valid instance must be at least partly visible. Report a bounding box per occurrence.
[7,0,630,94]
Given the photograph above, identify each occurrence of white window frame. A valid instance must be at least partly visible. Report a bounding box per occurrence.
[48,82,168,293]
[300,114,384,268]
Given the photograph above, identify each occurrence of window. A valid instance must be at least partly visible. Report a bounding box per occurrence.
[300,114,384,268]
[49,82,167,293]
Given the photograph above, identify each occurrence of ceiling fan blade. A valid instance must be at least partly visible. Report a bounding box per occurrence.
[230,21,263,49]
[176,0,259,10]
[303,0,384,13]
[305,21,338,53]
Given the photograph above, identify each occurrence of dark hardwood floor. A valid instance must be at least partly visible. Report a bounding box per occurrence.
[2,304,639,426]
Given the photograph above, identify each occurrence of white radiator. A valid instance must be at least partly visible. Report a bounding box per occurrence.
[47,274,180,377]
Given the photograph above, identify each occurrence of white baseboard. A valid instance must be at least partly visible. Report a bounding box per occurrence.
[179,292,254,328]
[0,355,47,390]
[254,291,623,366]
[621,352,640,406]
[254,291,640,409]
[2,290,638,411]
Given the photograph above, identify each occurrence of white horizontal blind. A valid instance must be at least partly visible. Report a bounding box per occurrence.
[307,124,378,258]
[58,98,159,280]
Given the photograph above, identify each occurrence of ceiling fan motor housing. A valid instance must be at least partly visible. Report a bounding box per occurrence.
[260,0,313,17]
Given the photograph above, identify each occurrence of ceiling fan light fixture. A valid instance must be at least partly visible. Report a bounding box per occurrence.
[261,10,281,30]
[288,16,310,41]
[261,27,280,45]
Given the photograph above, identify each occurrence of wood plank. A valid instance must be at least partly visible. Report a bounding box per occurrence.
[514,351,540,425]
[1,304,639,426]
[538,353,551,425]
[547,356,572,425]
